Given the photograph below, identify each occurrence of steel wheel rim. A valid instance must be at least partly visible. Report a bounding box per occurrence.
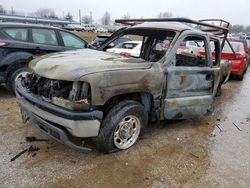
[114,115,141,150]
[15,71,29,82]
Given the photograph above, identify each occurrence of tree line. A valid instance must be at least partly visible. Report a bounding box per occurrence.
[0,5,249,31]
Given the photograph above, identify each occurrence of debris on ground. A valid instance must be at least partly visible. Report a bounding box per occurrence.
[189,152,199,159]
[216,124,223,132]
[209,133,216,137]
[10,146,40,162]
[233,122,242,131]
[26,136,50,142]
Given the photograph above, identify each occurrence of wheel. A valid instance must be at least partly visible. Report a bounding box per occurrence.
[237,72,244,80]
[96,100,148,153]
[7,66,30,94]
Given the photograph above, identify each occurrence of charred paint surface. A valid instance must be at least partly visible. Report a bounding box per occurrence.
[80,63,164,105]
[29,49,149,81]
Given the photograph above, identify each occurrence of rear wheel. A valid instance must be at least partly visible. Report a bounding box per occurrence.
[7,66,30,94]
[237,72,244,80]
[96,100,148,153]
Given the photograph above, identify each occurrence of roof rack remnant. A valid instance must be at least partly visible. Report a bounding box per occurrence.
[115,17,232,53]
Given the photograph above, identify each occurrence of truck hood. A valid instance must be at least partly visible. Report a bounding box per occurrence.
[30,49,149,81]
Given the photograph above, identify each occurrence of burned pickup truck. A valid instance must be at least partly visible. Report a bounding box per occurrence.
[16,18,231,153]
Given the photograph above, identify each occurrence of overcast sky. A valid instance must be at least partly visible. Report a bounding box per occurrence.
[1,0,249,25]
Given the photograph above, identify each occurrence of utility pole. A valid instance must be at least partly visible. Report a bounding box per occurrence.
[90,11,92,24]
[11,6,14,15]
[79,9,81,24]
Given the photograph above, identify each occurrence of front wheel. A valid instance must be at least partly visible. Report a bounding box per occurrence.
[96,101,148,153]
[7,66,31,94]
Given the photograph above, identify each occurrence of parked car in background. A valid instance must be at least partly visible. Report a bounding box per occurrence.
[107,41,142,57]
[177,40,203,55]
[229,38,250,54]
[222,41,249,80]
[91,35,110,48]
[199,40,247,80]
[91,35,131,49]
[82,24,95,32]
[96,27,108,33]
[0,23,88,92]
[64,24,84,32]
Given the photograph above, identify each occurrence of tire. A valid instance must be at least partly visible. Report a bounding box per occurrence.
[96,100,148,153]
[7,66,30,94]
[237,72,244,80]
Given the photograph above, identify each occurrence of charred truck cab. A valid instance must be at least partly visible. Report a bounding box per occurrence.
[16,18,232,153]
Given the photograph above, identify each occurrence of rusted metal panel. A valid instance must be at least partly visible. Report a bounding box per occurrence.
[166,66,213,98]
[80,63,164,106]
[29,49,149,81]
[163,66,215,119]
[164,95,213,119]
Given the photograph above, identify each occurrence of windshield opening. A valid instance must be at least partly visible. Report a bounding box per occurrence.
[103,28,176,62]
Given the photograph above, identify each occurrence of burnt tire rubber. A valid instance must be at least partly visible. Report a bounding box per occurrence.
[7,66,30,94]
[96,100,148,154]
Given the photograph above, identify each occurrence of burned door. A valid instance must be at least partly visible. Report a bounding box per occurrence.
[164,35,214,119]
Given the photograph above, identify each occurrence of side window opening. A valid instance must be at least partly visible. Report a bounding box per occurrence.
[32,28,58,46]
[210,39,220,67]
[3,28,28,41]
[60,31,86,48]
[103,29,176,62]
[175,36,207,67]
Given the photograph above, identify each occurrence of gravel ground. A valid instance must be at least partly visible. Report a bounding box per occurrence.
[0,72,250,188]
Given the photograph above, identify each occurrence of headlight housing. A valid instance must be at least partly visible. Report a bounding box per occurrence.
[22,73,91,111]
[51,81,91,111]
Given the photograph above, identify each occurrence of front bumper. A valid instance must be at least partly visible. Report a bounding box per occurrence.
[16,79,103,152]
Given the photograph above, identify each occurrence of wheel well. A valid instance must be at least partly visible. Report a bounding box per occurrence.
[5,61,30,80]
[101,92,154,119]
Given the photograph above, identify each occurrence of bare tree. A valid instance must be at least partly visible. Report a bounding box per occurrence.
[0,5,6,14]
[64,12,73,21]
[245,26,250,33]
[121,13,130,19]
[230,24,244,33]
[33,8,58,19]
[157,11,173,18]
[101,11,111,25]
[82,15,91,24]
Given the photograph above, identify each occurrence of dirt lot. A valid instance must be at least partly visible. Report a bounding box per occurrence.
[1,71,250,188]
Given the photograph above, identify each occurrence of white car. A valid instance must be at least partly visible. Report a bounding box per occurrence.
[177,41,203,56]
[96,27,108,33]
[107,41,142,57]
[82,24,95,32]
